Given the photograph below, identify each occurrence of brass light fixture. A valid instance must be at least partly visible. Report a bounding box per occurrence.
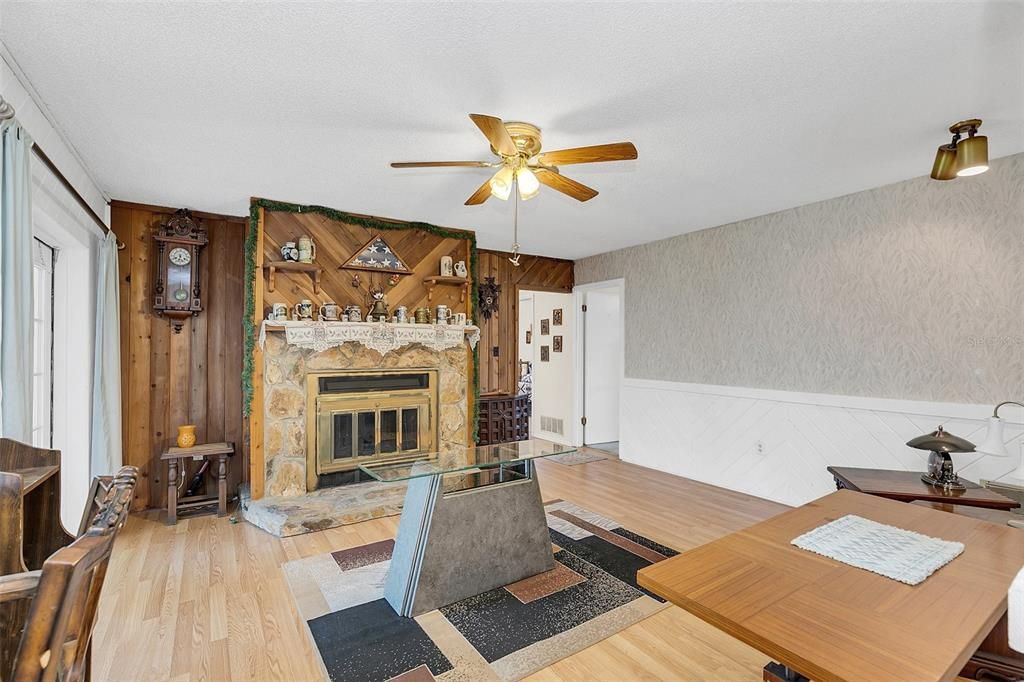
[930,119,989,180]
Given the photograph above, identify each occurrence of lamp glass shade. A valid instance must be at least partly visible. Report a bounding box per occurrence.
[956,135,989,176]
[516,168,540,200]
[930,144,958,180]
[975,416,1009,457]
[488,166,514,200]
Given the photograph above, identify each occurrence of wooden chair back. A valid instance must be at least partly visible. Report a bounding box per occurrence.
[7,466,137,682]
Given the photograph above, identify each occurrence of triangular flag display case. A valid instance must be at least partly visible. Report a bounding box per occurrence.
[343,234,412,274]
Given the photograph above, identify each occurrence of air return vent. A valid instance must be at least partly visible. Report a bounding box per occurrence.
[540,416,564,435]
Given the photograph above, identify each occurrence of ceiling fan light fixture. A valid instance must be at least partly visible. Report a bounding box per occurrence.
[489,166,514,200]
[955,134,989,176]
[516,168,540,200]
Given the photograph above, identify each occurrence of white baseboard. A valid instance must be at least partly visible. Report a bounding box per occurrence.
[619,378,1024,507]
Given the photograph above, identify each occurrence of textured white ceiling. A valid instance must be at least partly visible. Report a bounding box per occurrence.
[2,2,1022,259]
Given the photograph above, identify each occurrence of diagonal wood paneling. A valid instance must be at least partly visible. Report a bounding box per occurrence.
[262,211,474,320]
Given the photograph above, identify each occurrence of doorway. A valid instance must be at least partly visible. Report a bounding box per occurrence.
[577,280,623,451]
[517,289,575,445]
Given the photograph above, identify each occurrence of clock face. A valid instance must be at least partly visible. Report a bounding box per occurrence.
[168,247,191,266]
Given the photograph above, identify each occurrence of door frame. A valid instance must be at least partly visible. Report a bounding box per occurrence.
[572,278,625,447]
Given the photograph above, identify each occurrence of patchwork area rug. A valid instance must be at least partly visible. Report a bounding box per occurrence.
[283,500,678,681]
[545,450,608,466]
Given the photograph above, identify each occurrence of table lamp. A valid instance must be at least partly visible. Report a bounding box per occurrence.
[975,401,1024,477]
[907,425,976,490]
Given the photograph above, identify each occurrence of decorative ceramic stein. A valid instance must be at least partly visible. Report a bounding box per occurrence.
[320,301,340,321]
[176,424,197,449]
[440,256,453,277]
[395,306,409,324]
[294,299,314,320]
[453,312,467,326]
[271,302,288,321]
[298,236,316,263]
[345,305,362,322]
[454,260,468,278]
[281,241,299,262]
[415,308,430,324]
[435,304,450,325]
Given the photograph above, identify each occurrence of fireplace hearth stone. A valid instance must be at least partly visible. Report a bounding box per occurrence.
[238,481,407,537]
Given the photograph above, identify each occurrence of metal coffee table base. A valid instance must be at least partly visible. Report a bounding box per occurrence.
[384,463,555,617]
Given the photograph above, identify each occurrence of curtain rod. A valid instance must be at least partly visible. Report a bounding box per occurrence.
[1,95,124,249]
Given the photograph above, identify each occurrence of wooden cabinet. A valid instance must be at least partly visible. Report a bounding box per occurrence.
[476,393,530,445]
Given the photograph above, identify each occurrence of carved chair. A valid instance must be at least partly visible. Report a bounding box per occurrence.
[0,466,137,682]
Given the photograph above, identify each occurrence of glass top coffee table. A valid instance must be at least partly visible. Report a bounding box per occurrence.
[359,439,576,482]
[361,439,576,617]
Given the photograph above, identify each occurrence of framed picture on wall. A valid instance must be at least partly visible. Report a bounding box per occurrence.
[541,319,550,335]
[540,345,550,361]
[553,309,563,326]
[553,336,563,352]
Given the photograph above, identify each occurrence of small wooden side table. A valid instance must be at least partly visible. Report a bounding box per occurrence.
[827,465,1020,510]
[161,441,234,524]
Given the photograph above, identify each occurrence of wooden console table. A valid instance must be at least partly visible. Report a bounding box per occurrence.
[827,466,1020,510]
[162,442,234,524]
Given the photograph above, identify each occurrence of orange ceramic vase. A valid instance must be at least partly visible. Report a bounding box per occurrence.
[176,424,197,449]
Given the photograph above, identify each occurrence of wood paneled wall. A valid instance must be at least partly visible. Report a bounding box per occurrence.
[477,250,574,396]
[261,210,474,319]
[111,201,247,510]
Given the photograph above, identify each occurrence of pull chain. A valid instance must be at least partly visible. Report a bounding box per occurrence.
[509,175,521,266]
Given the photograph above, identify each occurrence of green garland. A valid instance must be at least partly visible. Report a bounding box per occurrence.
[242,197,481,442]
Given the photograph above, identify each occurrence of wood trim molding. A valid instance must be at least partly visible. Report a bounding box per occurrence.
[623,378,1023,424]
[249,207,266,500]
[109,199,247,223]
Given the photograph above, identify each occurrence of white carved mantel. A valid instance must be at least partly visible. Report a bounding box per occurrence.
[259,320,480,354]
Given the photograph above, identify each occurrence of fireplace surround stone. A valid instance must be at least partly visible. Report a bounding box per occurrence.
[261,331,472,497]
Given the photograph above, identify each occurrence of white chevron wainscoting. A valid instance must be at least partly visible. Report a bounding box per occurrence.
[620,379,1024,508]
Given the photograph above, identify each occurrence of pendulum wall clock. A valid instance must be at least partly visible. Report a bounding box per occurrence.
[153,208,208,333]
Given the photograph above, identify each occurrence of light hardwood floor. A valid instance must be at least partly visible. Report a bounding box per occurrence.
[93,453,789,681]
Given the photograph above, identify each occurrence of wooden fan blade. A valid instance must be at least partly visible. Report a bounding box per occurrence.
[536,142,637,166]
[535,169,598,202]
[391,161,493,168]
[465,176,493,205]
[469,114,518,157]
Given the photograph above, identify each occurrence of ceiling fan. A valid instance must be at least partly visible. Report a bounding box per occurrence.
[391,114,637,205]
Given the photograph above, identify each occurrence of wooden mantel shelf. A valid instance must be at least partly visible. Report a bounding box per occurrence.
[264,261,323,294]
[421,275,470,302]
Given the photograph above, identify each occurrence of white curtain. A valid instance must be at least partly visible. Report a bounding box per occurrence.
[90,230,121,474]
[0,120,34,442]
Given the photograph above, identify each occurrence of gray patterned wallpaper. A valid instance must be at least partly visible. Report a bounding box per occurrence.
[576,154,1024,404]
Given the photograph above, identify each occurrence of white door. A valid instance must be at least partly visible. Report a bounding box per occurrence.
[582,287,622,444]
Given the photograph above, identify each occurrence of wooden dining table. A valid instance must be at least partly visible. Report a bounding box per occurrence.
[638,489,1024,682]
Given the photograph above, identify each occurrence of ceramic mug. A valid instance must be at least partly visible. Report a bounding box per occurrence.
[271,303,288,321]
[454,260,468,278]
[294,299,314,320]
[435,304,450,324]
[298,236,316,263]
[280,241,299,262]
[345,305,362,322]
[395,306,409,324]
[440,256,453,277]
[320,301,340,321]
[452,312,467,326]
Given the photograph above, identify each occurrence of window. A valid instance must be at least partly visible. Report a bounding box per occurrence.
[31,238,55,448]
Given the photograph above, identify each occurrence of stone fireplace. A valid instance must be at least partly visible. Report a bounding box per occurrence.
[260,324,474,498]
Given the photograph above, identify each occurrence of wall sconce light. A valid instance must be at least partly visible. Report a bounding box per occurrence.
[930,119,989,180]
[975,401,1024,477]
